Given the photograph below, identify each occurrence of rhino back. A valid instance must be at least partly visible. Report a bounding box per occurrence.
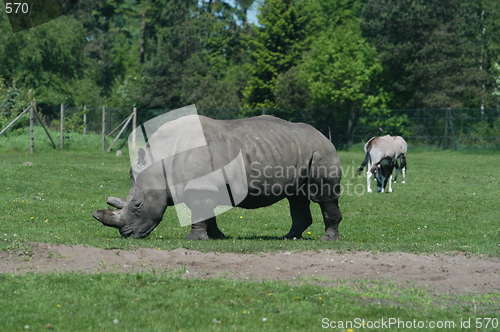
[202,116,339,172]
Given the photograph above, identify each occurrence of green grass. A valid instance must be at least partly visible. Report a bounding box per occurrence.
[0,272,498,331]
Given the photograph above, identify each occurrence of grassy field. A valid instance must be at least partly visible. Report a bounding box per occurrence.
[1,130,499,331]
[1,272,498,331]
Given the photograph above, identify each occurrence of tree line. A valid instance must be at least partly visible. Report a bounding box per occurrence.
[1,0,500,146]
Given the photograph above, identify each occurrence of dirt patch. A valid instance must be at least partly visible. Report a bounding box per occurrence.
[1,242,499,295]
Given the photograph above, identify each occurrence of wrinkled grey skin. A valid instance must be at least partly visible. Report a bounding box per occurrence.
[93,115,342,240]
[356,135,407,193]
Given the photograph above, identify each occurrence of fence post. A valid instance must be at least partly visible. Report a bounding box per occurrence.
[30,103,34,155]
[132,107,137,150]
[33,106,57,149]
[448,109,458,150]
[83,105,87,135]
[102,106,106,151]
[107,113,133,152]
[442,108,458,150]
[60,104,64,149]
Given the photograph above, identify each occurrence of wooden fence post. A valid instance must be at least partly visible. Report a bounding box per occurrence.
[60,104,64,149]
[33,107,57,149]
[132,107,137,150]
[30,103,34,155]
[83,105,87,135]
[102,106,106,151]
[0,106,31,136]
[107,113,133,152]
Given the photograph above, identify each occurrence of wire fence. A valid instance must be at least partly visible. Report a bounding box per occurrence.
[340,108,500,149]
[10,105,500,151]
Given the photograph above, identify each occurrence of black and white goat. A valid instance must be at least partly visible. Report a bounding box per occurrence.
[357,135,407,193]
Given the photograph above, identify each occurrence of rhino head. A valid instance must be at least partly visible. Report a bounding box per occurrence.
[92,150,170,239]
[92,189,169,239]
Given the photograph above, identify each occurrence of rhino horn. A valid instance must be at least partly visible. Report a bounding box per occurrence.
[92,209,124,228]
[106,196,126,209]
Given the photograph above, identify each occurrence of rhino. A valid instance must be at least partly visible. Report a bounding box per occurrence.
[92,115,342,240]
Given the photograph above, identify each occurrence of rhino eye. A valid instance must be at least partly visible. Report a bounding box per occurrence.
[129,199,143,213]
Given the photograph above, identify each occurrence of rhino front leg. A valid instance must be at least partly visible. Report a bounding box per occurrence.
[186,217,226,240]
[319,199,342,241]
[207,217,226,239]
[186,219,210,240]
[283,195,313,239]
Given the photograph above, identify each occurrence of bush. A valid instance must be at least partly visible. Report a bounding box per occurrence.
[465,119,500,145]
[0,77,30,134]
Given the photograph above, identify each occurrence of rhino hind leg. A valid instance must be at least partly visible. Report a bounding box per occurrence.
[283,195,313,240]
[319,199,342,241]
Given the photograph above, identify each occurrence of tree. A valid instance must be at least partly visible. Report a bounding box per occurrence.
[0,76,29,131]
[233,0,256,25]
[0,15,86,107]
[187,0,248,110]
[135,0,249,111]
[72,0,136,99]
[243,0,314,112]
[361,0,500,110]
[274,66,311,115]
[300,18,388,149]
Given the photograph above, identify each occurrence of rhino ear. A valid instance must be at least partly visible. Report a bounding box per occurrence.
[137,148,146,166]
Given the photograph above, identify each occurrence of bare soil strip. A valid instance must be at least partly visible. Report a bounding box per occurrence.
[1,243,499,295]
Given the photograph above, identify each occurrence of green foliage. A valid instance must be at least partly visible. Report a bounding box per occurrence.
[72,0,132,98]
[274,66,311,114]
[108,75,143,108]
[71,76,104,108]
[65,107,90,133]
[243,0,314,110]
[0,16,86,106]
[357,109,411,138]
[361,0,499,109]
[465,119,500,145]
[0,77,30,134]
[0,80,21,114]
[301,21,387,110]
[294,0,390,148]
